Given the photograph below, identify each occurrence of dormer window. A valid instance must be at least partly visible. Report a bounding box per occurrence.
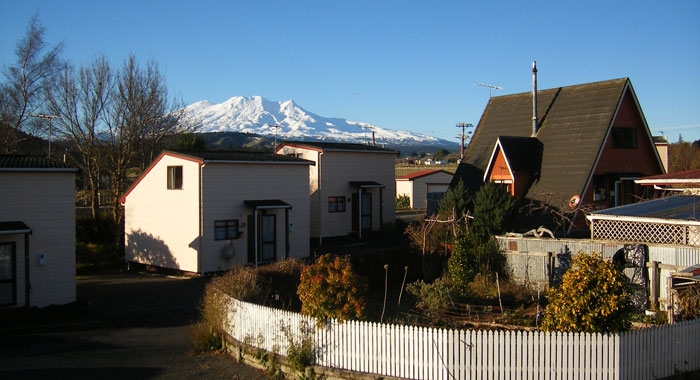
[167,166,183,189]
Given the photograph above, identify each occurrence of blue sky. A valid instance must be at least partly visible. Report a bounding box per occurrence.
[2,0,699,144]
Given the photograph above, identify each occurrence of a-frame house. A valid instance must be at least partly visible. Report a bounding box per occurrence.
[452,74,665,235]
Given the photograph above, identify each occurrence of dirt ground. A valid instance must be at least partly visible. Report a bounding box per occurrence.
[0,272,269,379]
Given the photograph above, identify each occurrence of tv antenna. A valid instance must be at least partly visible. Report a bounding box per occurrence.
[475,83,503,97]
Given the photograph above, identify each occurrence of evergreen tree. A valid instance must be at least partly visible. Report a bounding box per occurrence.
[471,181,513,241]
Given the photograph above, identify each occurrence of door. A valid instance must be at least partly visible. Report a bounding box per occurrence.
[247,213,277,264]
[352,192,372,231]
[0,243,16,306]
[260,214,276,262]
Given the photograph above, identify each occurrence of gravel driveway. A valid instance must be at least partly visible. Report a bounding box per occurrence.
[0,272,268,379]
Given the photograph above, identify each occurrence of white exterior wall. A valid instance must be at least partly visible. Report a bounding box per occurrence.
[395,180,415,208]
[412,172,453,210]
[0,171,76,307]
[200,162,310,272]
[277,145,396,239]
[277,147,322,237]
[396,172,452,210]
[124,156,201,272]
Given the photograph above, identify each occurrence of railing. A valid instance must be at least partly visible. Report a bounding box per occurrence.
[225,296,700,380]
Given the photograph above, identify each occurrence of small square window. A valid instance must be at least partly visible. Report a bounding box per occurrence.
[328,196,346,213]
[167,166,183,189]
[611,127,637,149]
[215,220,239,240]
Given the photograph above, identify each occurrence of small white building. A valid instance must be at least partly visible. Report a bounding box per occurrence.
[120,150,313,273]
[0,155,78,308]
[276,142,397,241]
[396,169,453,210]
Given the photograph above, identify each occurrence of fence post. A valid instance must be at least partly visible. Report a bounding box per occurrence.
[649,261,659,310]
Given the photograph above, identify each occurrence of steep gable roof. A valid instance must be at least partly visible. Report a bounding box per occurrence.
[484,136,543,181]
[454,77,650,202]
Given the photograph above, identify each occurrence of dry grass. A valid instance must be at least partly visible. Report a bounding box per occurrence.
[395,163,458,178]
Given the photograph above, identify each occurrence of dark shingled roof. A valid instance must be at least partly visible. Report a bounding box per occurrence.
[277,141,398,154]
[493,136,543,174]
[453,78,630,201]
[0,154,77,170]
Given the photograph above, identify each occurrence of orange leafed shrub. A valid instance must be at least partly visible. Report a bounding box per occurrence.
[297,254,367,322]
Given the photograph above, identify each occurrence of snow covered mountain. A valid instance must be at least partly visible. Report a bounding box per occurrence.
[183,96,455,148]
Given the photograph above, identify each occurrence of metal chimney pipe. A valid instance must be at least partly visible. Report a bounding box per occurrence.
[532,61,538,137]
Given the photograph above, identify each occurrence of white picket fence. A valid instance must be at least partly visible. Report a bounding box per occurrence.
[224,296,700,380]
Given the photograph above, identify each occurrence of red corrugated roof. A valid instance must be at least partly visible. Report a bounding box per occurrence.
[397,169,452,180]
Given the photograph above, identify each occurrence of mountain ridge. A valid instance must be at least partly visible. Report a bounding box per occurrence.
[183,96,458,151]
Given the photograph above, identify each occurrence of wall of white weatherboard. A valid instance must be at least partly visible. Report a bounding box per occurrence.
[278,146,396,239]
[124,155,201,272]
[397,171,452,209]
[0,171,76,307]
[199,161,310,272]
[226,296,700,380]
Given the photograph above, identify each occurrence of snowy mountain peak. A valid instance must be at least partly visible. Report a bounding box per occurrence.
[183,96,452,146]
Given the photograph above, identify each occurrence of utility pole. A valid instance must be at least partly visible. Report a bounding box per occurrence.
[30,114,61,158]
[456,122,473,161]
[272,124,280,151]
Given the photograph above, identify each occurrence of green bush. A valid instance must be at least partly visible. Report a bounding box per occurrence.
[406,277,452,316]
[447,234,507,296]
[75,242,122,274]
[396,194,411,209]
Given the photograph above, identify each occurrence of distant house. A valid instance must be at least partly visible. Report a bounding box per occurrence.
[452,76,665,233]
[276,141,397,241]
[0,155,78,308]
[634,168,700,196]
[653,136,670,173]
[396,169,453,211]
[120,150,313,273]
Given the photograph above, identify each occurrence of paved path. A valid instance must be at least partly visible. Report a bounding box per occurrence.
[0,272,268,379]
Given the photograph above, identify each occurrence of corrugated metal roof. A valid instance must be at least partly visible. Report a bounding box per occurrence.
[590,195,700,220]
[165,150,312,163]
[396,169,451,180]
[277,141,398,154]
[636,169,700,185]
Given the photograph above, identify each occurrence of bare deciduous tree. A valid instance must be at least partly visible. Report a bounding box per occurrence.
[103,55,196,229]
[46,56,113,220]
[0,14,63,152]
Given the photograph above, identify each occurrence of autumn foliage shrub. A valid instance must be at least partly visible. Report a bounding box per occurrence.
[541,252,634,333]
[297,254,368,322]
